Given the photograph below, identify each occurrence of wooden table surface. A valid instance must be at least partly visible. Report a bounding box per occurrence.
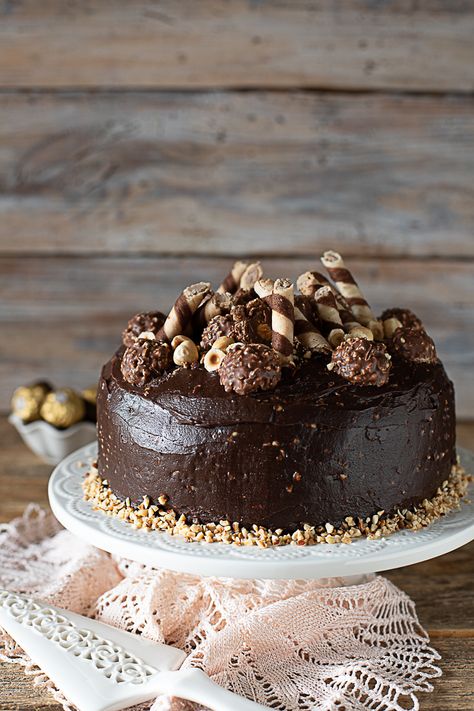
[0,416,473,710]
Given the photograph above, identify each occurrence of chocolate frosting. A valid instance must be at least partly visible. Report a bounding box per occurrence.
[97,350,456,530]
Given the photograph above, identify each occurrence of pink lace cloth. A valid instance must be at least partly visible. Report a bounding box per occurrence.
[0,505,441,711]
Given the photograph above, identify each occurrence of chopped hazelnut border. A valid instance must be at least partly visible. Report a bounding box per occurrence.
[82,460,472,548]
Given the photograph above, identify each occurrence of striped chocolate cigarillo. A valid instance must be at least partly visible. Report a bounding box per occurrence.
[383,317,403,338]
[297,267,375,345]
[297,269,355,326]
[368,319,384,341]
[294,306,331,354]
[254,278,274,300]
[271,278,295,363]
[302,272,378,340]
[313,286,343,331]
[239,261,263,291]
[313,285,345,349]
[157,281,211,342]
[296,271,330,297]
[217,261,249,294]
[255,278,295,362]
[321,251,375,326]
[193,290,232,331]
[315,286,374,347]
[294,294,319,327]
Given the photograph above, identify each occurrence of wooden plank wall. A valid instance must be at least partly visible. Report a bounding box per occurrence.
[0,1,473,416]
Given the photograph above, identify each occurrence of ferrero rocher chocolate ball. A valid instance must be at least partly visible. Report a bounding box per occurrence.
[122,311,166,347]
[380,307,423,331]
[244,299,272,343]
[230,305,262,345]
[390,327,437,364]
[121,339,172,386]
[82,386,98,422]
[40,388,86,428]
[201,301,271,350]
[330,337,391,387]
[200,314,235,350]
[11,381,52,423]
[81,386,97,405]
[219,343,282,395]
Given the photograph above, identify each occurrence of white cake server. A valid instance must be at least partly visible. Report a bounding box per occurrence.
[0,589,269,711]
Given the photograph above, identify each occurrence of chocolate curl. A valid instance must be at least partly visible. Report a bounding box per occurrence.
[239,262,263,291]
[157,282,211,342]
[193,291,232,330]
[255,278,295,363]
[321,251,375,326]
[217,261,249,294]
[294,306,331,354]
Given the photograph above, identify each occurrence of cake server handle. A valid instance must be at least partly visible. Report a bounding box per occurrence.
[0,589,269,711]
[154,667,270,711]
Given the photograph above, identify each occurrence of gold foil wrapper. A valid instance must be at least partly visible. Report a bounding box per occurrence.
[11,382,51,423]
[40,388,86,428]
[81,387,97,405]
[81,386,97,422]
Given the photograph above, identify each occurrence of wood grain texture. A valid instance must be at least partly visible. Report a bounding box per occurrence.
[1,255,473,415]
[0,1,473,92]
[0,418,473,710]
[0,92,474,257]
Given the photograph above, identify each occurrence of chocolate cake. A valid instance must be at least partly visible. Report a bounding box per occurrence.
[88,252,465,546]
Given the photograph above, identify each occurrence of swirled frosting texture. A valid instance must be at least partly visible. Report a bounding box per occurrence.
[97,349,456,530]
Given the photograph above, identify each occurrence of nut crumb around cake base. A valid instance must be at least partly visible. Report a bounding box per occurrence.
[82,461,471,548]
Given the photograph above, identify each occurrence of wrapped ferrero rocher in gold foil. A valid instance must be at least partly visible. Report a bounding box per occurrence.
[81,386,97,422]
[40,388,86,429]
[11,381,52,423]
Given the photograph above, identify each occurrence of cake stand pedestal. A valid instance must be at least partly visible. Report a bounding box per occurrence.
[49,442,474,581]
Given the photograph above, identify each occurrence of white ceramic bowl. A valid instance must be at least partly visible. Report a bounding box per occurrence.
[9,414,96,465]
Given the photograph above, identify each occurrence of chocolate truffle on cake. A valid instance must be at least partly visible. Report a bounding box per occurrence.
[245,298,272,343]
[201,300,271,350]
[389,327,437,364]
[122,312,166,347]
[219,343,282,395]
[329,337,391,387]
[121,338,172,386]
[380,307,423,331]
[200,313,235,350]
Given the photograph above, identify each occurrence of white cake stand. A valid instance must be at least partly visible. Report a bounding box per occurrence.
[48,442,474,580]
